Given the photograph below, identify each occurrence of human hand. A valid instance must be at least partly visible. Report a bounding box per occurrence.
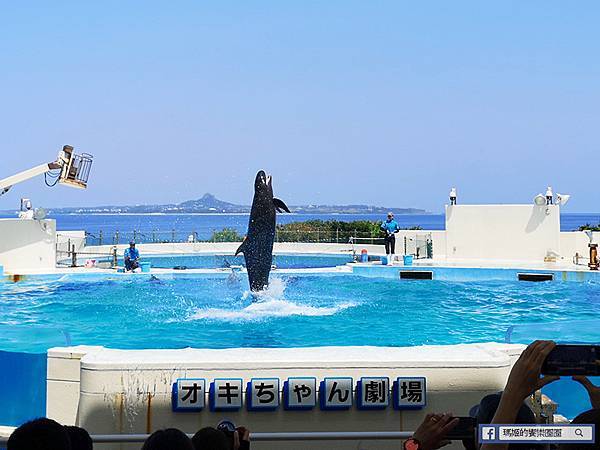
[411,413,458,450]
[573,376,600,409]
[503,340,559,403]
[233,429,240,450]
[234,427,250,450]
[236,426,250,442]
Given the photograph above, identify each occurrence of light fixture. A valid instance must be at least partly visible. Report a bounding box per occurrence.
[533,194,546,206]
[33,208,47,220]
[556,193,571,206]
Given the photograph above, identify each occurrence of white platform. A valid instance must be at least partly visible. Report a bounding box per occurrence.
[47,342,525,450]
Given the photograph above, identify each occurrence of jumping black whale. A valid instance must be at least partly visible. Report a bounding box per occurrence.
[235,170,290,292]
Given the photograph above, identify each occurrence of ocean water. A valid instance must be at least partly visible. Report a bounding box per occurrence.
[2,212,599,242]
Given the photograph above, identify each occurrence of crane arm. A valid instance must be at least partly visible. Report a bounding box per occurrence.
[0,145,93,198]
[0,161,61,197]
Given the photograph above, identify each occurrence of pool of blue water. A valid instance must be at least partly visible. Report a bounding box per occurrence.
[111,253,354,269]
[1,273,599,353]
[1,272,599,423]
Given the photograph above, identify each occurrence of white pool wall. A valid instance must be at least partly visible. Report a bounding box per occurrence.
[0,219,56,273]
[47,343,525,450]
[2,204,599,276]
[446,204,560,261]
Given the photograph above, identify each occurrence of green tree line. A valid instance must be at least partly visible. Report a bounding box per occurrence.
[208,220,423,243]
[579,223,600,232]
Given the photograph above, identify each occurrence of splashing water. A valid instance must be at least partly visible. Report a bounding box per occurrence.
[241,277,288,301]
[189,277,357,321]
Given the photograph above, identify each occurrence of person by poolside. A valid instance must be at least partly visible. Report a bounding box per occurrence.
[124,241,140,272]
[380,212,400,264]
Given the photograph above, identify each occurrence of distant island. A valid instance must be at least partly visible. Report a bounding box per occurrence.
[3,193,428,215]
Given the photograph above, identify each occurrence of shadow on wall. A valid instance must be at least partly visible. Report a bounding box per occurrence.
[525,206,549,234]
[0,221,54,253]
[77,391,483,450]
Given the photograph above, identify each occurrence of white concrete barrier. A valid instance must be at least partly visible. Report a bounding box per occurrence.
[0,219,56,273]
[48,343,525,450]
[82,225,597,267]
[445,204,561,262]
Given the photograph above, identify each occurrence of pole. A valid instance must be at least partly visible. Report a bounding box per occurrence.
[71,244,77,268]
[112,247,118,268]
[0,431,415,445]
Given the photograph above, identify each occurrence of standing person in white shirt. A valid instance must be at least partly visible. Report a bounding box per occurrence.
[449,187,457,205]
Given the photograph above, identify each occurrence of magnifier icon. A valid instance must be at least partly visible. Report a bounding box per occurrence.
[575,428,584,437]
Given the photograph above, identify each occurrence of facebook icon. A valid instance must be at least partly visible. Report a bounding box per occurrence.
[481,426,496,441]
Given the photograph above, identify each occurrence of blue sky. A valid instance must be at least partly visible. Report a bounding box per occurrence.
[0,1,598,213]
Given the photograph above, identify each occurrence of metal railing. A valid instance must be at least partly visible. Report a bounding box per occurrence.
[56,236,118,268]
[84,229,389,246]
[0,431,415,445]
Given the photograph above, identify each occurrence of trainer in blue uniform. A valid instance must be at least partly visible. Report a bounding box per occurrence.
[380,212,400,263]
[124,241,140,272]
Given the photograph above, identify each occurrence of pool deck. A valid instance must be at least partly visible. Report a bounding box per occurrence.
[2,255,599,281]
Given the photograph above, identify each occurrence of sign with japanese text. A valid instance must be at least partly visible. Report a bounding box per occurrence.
[171,375,427,413]
[283,377,317,410]
[172,378,206,412]
[357,377,389,410]
[393,377,426,409]
[210,378,243,411]
[319,377,353,410]
[247,378,280,411]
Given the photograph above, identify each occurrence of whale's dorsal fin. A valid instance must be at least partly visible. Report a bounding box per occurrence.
[273,198,291,213]
[235,239,248,256]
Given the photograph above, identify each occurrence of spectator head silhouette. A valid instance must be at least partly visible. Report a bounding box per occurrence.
[466,393,540,450]
[191,427,230,450]
[142,428,194,450]
[8,418,71,450]
[559,408,600,450]
[64,426,92,450]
